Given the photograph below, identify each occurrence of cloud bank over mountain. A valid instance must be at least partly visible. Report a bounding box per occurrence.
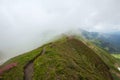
[0,0,120,62]
[0,0,120,32]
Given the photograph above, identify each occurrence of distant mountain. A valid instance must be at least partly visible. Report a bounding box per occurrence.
[80,29,120,53]
[1,36,120,80]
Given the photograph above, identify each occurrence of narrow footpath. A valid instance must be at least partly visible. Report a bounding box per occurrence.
[24,48,46,80]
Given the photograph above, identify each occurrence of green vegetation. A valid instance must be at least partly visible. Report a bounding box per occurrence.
[33,38,113,80]
[76,36,120,80]
[80,29,120,53]
[1,47,43,80]
[1,36,120,80]
[112,54,120,59]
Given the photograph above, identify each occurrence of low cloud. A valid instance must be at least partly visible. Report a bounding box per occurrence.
[0,0,120,63]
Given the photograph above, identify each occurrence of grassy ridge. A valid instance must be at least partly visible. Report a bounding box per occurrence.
[33,38,113,80]
[1,36,119,80]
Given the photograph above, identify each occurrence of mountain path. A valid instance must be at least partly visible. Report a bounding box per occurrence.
[24,47,46,80]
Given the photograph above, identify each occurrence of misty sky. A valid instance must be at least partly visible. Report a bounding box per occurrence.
[0,0,120,64]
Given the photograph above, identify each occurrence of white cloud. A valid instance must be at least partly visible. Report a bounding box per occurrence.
[0,0,120,63]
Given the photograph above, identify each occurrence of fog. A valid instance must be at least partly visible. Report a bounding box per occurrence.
[0,0,120,64]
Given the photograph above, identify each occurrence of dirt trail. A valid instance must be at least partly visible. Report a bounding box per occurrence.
[24,48,46,80]
[24,63,34,80]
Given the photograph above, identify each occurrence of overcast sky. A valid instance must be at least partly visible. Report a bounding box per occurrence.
[0,0,120,64]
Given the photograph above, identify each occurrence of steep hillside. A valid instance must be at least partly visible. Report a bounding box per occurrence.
[0,36,120,80]
[80,29,120,53]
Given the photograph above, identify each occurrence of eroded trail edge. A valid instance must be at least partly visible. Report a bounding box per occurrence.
[24,48,46,80]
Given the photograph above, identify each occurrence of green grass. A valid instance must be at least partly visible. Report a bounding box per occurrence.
[1,36,119,80]
[111,54,120,59]
[1,46,43,80]
[33,38,113,80]
[75,36,120,80]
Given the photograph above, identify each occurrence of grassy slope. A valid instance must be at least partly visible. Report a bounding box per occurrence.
[1,36,119,80]
[75,36,120,80]
[1,46,43,80]
[33,38,113,80]
[112,54,120,59]
[111,54,120,80]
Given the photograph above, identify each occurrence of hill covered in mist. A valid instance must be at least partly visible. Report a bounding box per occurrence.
[0,35,120,80]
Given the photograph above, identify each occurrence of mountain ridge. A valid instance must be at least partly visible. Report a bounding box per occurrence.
[0,35,120,80]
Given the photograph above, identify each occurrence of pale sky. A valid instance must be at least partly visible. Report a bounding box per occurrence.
[0,0,120,64]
